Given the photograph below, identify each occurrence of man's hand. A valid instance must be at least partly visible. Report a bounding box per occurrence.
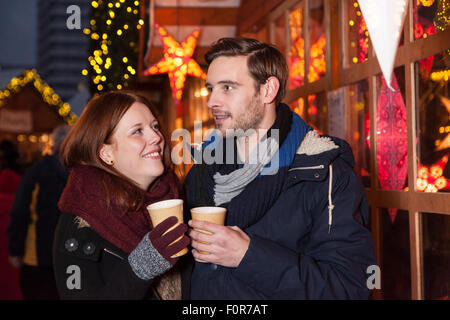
[188,220,250,267]
[9,256,23,269]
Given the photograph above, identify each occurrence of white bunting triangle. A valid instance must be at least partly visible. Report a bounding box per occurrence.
[358,0,409,90]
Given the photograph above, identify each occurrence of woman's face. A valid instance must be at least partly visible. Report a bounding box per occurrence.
[100,101,165,190]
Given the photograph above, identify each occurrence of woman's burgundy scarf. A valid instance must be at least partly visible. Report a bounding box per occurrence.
[58,165,182,254]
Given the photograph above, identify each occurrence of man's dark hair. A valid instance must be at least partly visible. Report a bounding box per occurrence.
[205,38,288,105]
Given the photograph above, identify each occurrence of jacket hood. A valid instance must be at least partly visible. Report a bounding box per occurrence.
[292,130,355,170]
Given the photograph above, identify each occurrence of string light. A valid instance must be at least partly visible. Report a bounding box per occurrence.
[0,69,76,124]
[419,0,435,6]
[84,0,141,93]
[431,69,450,82]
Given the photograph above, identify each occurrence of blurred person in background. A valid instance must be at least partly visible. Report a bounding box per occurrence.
[8,125,71,300]
[0,140,22,299]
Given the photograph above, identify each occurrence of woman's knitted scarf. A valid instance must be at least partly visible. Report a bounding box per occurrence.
[58,165,182,254]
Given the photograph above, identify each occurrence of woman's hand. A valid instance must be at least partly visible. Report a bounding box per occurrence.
[188,220,250,267]
[149,216,190,265]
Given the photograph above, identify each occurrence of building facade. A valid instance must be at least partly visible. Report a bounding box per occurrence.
[37,0,90,100]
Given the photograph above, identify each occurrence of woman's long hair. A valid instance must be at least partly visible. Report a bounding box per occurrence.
[60,91,172,212]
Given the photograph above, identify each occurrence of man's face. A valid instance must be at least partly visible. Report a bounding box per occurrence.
[205,56,265,137]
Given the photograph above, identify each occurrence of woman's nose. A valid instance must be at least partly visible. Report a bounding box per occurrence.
[147,127,163,145]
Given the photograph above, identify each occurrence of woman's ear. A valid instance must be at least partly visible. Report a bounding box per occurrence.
[99,143,114,166]
[261,76,280,105]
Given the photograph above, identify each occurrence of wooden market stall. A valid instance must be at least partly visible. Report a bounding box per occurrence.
[0,70,76,165]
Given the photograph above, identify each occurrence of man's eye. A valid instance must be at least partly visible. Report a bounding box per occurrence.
[224,85,233,91]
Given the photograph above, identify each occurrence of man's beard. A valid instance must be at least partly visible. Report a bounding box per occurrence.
[218,94,265,138]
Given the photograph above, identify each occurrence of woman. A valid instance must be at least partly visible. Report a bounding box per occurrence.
[53,91,190,299]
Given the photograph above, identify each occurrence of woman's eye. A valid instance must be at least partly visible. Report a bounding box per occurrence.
[132,128,143,135]
[152,123,161,131]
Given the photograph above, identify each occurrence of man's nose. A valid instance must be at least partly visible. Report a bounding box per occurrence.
[207,89,221,109]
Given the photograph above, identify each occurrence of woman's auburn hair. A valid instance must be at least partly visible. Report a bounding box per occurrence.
[60,90,172,212]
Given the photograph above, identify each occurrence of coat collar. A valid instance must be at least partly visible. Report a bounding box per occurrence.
[287,131,355,185]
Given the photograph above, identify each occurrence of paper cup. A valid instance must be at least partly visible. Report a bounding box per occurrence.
[147,199,188,258]
[190,206,227,262]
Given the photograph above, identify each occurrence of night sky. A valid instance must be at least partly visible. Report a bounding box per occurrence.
[0,0,37,69]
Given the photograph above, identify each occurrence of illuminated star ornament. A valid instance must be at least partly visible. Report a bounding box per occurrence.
[143,24,206,110]
[417,155,450,193]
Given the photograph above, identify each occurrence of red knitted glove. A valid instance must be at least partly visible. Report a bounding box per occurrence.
[148,216,190,265]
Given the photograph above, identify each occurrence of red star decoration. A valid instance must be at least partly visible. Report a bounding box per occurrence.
[143,24,206,110]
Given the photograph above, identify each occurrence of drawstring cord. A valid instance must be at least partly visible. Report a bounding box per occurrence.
[328,164,334,234]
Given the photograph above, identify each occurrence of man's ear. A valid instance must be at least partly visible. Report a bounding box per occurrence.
[99,143,114,165]
[261,76,280,105]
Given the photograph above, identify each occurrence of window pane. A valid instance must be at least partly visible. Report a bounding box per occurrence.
[345,0,369,67]
[288,1,305,89]
[290,97,305,118]
[415,49,450,193]
[307,91,327,133]
[185,77,210,125]
[288,0,327,88]
[422,212,450,299]
[376,67,408,191]
[380,208,411,299]
[308,0,326,83]
[327,88,346,140]
[413,0,447,41]
[344,79,371,187]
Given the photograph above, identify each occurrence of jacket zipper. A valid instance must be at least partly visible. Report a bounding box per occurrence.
[289,164,325,171]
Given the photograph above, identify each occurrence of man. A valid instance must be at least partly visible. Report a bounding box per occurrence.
[8,125,71,299]
[185,38,378,299]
